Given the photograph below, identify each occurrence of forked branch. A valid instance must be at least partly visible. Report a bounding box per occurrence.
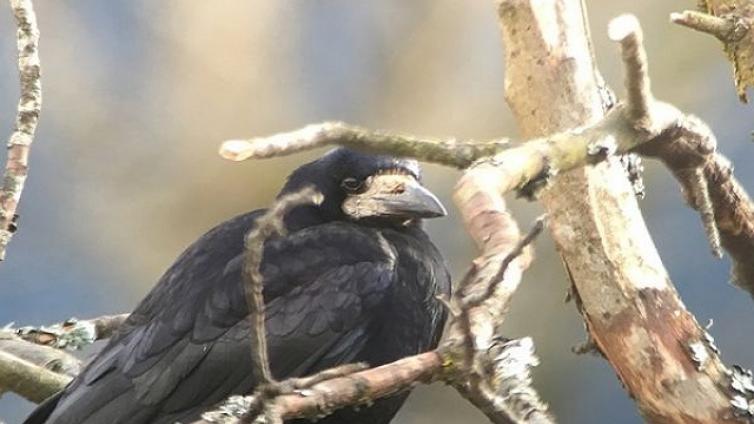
[241,187,323,385]
[672,1,754,102]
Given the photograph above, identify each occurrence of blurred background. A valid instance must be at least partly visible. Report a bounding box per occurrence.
[0,1,752,422]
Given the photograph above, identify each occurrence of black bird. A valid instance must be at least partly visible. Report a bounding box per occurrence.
[26,148,451,424]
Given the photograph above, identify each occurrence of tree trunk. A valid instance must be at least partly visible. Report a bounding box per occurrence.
[497,0,739,422]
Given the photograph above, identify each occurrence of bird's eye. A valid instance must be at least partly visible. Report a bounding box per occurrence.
[341,177,363,193]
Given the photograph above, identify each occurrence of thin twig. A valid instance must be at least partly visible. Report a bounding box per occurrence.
[671,3,754,101]
[221,95,710,213]
[243,187,323,385]
[447,215,546,389]
[463,215,547,308]
[671,10,742,42]
[0,0,43,261]
[444,211,552,424]
[690,167,723,257]
[220,121,509,169]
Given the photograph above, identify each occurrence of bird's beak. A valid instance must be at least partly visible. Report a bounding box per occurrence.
[342,173,447,220]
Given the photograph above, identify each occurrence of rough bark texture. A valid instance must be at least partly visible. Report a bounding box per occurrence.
[707,169,754,292]
[672,1,754,101]
[497,0,739,422]
[197,352,444,424]
[637,121,754,298]
[701,0,754,101]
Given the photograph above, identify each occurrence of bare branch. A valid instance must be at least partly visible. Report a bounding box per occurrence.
[11,313,129,350]
[608,15,653,127]
[197,352,444,424]
[0,1,750,424]
[671,10,741,41]
[0,350,70,403]
[0,0,42,261]
[462,215,547,309]
[692,166,723,257]
[219,101,688,202]
[243,187,323,385]
[672,1,754,101]
[0,314,129,402]
[637,116,754,294]
[607,14,724,257]
[441,211,553,423]
[0,333,81,376]
[275,363,370,393]
[220,121,509,169]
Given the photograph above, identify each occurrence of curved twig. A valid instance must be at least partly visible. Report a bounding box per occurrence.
[243,187,323,385]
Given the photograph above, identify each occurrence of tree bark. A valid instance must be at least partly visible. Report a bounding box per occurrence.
[673,0,754,102]
[497,0,740,422]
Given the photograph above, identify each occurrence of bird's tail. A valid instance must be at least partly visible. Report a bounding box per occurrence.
[22,391,63,424]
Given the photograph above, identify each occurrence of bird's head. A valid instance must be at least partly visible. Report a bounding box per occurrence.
[280,148,446,226]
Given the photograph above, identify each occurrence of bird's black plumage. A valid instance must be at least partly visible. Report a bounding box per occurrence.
[26,148,451,424]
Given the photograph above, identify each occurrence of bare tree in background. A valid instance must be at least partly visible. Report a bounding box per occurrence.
[3,0,754,423]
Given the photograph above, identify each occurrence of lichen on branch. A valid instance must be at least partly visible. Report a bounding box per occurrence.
[0,0,43,261]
